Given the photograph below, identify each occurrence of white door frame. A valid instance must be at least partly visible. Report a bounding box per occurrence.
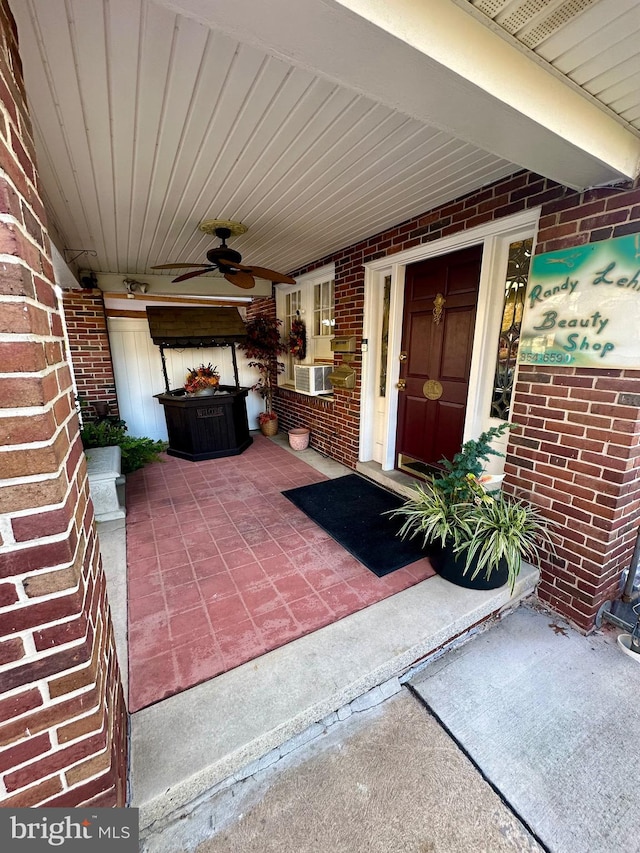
[359,208,541,470]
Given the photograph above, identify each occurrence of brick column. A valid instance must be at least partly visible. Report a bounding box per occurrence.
[0,0,127,807]
[62,289,120,421]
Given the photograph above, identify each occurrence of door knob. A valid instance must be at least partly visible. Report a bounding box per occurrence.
[397,379,406,390]
[399,351,407,361]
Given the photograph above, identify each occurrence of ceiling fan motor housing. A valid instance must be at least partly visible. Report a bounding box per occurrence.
[206,246,242,265]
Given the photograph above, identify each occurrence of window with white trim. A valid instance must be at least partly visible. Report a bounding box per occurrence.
[276,264,335,384]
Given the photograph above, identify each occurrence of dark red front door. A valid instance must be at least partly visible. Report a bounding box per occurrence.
[395,245,482,474]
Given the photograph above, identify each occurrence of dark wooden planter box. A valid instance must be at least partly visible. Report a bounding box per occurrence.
[155,386,252,461]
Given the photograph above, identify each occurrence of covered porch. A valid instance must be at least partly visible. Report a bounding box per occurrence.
[98,431,538,835]
[125,433,434,713]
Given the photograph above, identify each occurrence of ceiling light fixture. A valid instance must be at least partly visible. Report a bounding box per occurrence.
[123,278,149,298]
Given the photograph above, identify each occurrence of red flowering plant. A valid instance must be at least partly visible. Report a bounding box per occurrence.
[238,313,288,422]
[184,363,220,394]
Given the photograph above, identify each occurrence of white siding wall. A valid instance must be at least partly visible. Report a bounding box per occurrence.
[107,317,263,441]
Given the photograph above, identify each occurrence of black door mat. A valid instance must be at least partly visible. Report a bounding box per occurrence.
[282,474,431,577]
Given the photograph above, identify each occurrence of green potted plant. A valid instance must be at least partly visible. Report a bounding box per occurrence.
[391,423,554,592]
[239,312,288,436]
[80,418,167,474]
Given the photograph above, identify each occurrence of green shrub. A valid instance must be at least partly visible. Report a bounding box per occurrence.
[80,419,167,474]
[80,419,127,448]
[432,422,516,501]
[119,436,168,474]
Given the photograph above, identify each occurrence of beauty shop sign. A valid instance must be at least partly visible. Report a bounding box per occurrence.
[518,233,640,369]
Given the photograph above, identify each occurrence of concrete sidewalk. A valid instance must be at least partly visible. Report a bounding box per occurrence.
[146,602,638,853]
[411,604,640,853]
[156,689,541,853]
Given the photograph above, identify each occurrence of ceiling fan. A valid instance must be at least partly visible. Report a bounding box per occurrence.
[151,220,295,289]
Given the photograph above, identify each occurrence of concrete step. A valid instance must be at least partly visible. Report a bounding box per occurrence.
[132,563,539,836]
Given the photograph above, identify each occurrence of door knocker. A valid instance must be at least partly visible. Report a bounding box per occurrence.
[433,293,446,325]
[423,380,443,400]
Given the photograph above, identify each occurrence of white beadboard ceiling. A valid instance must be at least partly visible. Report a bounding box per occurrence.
[8,0,640,291]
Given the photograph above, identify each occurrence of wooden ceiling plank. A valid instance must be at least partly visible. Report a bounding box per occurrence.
[245,146,511,269]
[216,78,358,234]
[17,0,109,265]
[145,41,270,267]
[142,29,240,268]
[134,14,211,271]
[217,67,322,216]
[158,42,273,261]
[238,112,429,253]
[585,65,640,114]
[107,0,143,274]
[154,78,364,270]
[126,1,181,269]
[202,59,299,211]
[568,31,640,88]
[534,0,638,62]
[71,0,119,271]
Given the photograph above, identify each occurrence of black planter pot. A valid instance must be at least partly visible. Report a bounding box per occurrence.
[430,542,509,591]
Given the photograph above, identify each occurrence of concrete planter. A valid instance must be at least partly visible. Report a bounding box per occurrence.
[85,445,125,522]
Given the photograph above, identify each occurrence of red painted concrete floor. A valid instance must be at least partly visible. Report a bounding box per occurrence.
[126,434,435,712]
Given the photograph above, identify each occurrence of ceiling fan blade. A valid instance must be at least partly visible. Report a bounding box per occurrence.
[244,265,296,284]
[151,262,210,269]
[223,270,256,290]
[172,267,217,283]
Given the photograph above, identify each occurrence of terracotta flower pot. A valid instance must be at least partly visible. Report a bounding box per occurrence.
[288,427,310,451]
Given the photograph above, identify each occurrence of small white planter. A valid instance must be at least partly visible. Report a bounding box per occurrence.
[617,633,640,662]
[288,427,310,451]
[86,445,125,522]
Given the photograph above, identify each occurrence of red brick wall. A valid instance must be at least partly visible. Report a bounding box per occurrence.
[274,387,338,457]
[506,183,640,629]
[273,171,640,628]
[507,366,640,629]
[0,0,127,807]
[274,173,571,464]
[62,289,120,421]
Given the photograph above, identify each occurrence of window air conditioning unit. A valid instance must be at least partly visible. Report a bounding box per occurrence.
[294,364,332,395]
